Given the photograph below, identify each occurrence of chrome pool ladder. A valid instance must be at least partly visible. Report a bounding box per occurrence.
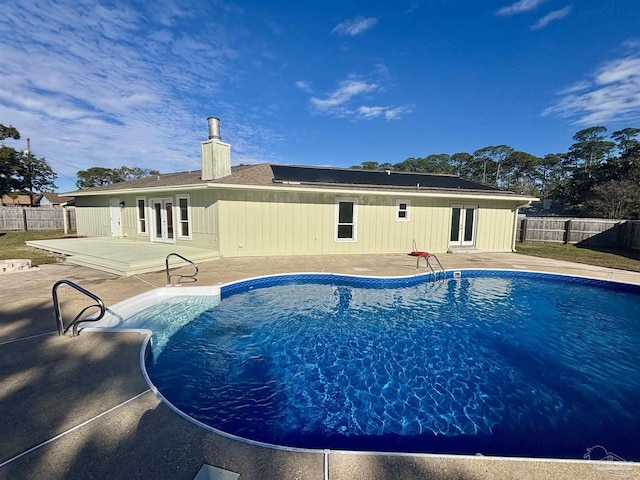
[165,253,199,286]
[417,254,446,281]
[52,280,106,337]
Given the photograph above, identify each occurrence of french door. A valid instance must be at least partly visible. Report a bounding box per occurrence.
[450,204,477,247]
[151,198,174,243]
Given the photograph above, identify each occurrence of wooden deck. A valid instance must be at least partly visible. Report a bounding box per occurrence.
[26,237,220,276]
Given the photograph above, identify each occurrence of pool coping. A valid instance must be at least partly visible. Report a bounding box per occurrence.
[81,268,640,465]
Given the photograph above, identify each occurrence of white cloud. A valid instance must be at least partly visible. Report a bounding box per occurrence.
[530,6,572,30]
[0,0,280,191]
[310,80,379,111]
[331,16,378,36]
[295,81,313,93]
[543,55,640,125]
[495,0,548,17]
[306,77,411,121]
[356,105,413,121]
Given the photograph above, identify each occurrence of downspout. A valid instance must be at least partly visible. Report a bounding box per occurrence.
[511,201,532,252]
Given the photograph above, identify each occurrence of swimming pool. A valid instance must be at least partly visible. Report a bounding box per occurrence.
[124,271,640,460]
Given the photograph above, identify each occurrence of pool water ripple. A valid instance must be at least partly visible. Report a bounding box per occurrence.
[145,274,640,459]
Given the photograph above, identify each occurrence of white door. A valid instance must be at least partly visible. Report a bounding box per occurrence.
[109,199,121,238]
[151,198,174,243]
[450,204,477,247]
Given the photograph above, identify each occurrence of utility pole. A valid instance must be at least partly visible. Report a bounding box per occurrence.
[23,138,34,207]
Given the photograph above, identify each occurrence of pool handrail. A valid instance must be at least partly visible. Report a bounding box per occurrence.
[165,253,199,286]
[416,253,445,281]
[52,279,106,336]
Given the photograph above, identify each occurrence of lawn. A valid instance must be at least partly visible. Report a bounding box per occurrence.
[0,230,69,265]
[515,242,640,273]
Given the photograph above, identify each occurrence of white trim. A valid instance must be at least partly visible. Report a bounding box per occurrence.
[109,198,122,238]
[69,183,537,203]
[396,199,410,222]
[150,197,175,244]
[450,204,478,247]
[334,198,358,242]
[176,194,192,240]
[135,196,148,236]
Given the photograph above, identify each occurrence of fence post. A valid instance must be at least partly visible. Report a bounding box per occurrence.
[22,208,28,232]
[564,219,572,244]
[521,218,528,243]
[63,206,69,234]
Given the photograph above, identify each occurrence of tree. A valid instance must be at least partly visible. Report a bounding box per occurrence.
[611,127,640,166]
[472,145,514,185]
[568,126,615,178]
[0,145,21,197]
[450,152,472,178]
[0,124,56,201]
[502,151,539,195]
[20,154,57,205]
[0,125,20,141]
[76,165,160,189]
[584,178,640,219]
[537,153,567,199]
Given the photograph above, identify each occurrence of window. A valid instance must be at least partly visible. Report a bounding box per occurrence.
[396,200,410,221]
[335,198,357,241]
[136,197,147,235]
[176,195,191,239]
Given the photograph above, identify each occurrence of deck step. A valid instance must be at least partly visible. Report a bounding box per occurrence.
[25,238,220,276]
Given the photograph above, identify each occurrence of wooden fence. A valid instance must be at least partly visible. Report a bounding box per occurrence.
[0,207,76,232]
[517,217,640,249]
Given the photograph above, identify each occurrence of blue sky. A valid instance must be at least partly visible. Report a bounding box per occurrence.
[1,0,639,193]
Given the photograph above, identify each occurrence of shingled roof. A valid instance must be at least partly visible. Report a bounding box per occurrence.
[68,163,525,198]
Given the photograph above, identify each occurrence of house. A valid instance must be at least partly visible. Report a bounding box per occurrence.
[66,118,537,257]
[39,192,74,208]
[1,193,40,207]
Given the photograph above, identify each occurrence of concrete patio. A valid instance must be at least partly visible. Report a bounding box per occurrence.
[1,252,639,480]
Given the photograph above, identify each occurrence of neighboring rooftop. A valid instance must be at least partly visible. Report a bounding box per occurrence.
[40,192,74,205]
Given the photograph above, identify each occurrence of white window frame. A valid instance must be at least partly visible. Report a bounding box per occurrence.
[176,194,192,240]
[136,196,147,236]
[335,198,358,242]
[450,204,478,247]
[396,199,410,222]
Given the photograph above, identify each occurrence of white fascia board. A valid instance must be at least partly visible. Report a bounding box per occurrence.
[69,181,538,204]
[204,182,539,203]
[68,184,207,197]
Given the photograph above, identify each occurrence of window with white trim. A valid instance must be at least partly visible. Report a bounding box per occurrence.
[396,200,410,221]
[335,198,357,242]
[136,197,147,235]
[176,195,191,239]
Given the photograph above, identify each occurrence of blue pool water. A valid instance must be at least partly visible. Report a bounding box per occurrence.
[144,272,640,460]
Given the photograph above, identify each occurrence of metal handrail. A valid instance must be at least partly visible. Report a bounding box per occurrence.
[416,253,445,281]
[430,254,445,281]
[52,280,106,337]
[165,253,199,286]
[417,255,435,277]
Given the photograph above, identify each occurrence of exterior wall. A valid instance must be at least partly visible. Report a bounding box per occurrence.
[76,187,521,256]
[474,201,518,252]
[217,189,520,257]
[75,197,111,237]
[76,190,220,249]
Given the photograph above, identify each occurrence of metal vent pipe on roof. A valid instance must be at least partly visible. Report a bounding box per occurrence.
[207,117,221,140]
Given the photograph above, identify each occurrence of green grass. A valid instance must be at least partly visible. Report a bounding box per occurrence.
[0,230,70,265]
[515,242,640,273]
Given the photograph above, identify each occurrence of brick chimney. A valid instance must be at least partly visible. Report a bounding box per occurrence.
[201,117,231,181]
